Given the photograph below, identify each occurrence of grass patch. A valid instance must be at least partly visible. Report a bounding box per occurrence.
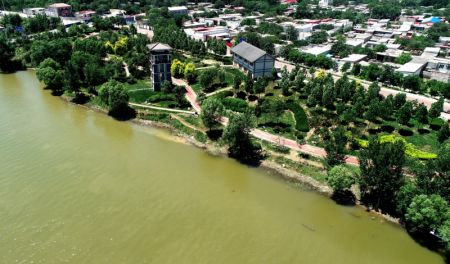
[273,156,328,183]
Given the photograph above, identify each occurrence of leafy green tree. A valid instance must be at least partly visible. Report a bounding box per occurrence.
[327,165,356,194]
[365,99,380,122]
[201,97,224,131]
[403,75,422,92]
[415,104,429,124]
[437,123,450,143]
[351,63,361,76]
[366,82,380,103]
[99,80,129,114]
[36,58,65,90]
[381,95,395,119]
[221,111,262,165]
[245,73,254,93]
[233,75,242,90]
[184,62,197,84]
[394,93,407,110]
[405,194,449,233]
[395,180,420,217]
[254,77,267,95]
[324,126,348,167]
[285,25,298,41]
[395,52,412,64]
[438,219,450,254]
[359,138,406,212]
[0,36,15,72]
[397,101,413,125]
[322,84,335,109]
[429,97,444,118]
[341,62,351,73]
[171,59,185,78]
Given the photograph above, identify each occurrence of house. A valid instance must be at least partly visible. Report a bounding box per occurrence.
[395,61,427,76]
[231,42,275,79]
[340,54,368,64]
[301,45,332,56]
[184,26,230,41]
[46,3,72,17]
[75,10,96,21]
[147,43,172,91]
[423,57,450,82]
[168,6,188,15]
[23,8,46,17]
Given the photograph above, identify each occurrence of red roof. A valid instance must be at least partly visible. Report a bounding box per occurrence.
[281,0,298,4]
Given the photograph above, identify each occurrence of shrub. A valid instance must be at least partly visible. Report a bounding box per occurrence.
[286,102,309,132]
[221,97,249,113]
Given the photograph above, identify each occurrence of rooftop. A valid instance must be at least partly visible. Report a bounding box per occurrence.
[341,54,368,63]
[396,62,427,73]
[147,43,172,51]
[48,3,71,8]
[231,41,268,62]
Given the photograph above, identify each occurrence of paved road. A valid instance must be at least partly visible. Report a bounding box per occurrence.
[172,77,359,165]
[276,59,450,121]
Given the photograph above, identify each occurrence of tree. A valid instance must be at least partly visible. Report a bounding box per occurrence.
[395,181,420,217]
[366,82,380,103]
[429,97,444,118]
[394,93,407,110]
[322,84,335,109]
[199,68,222,92]
[365,99,380,122]
[285,25,298,41]
[405,194,449,233]
[351,63,361,76]
[327,165,356,195]
[438,219,450,254]
[171,59,185,78]
[233,75,242,90]
[184,62,197,84]
[254,77,267,95]
[324,126,348,167]
[437,123,450,143]
[36,58,65,90]
[403,75,422,92]
[341,62,351,73]
[415,104,429,124]
[221,111,262,165]
[0,36,15,72]
[99,80,129,114]
[200,97,224,131]
[245,73,254,93]
[395,52,412,64]
[397,101,413,125]
[359,139,406,212]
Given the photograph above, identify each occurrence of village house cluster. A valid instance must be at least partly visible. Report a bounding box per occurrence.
[1,1,449,84]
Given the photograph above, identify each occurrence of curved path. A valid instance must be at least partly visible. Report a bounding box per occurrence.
[172,77,359,166]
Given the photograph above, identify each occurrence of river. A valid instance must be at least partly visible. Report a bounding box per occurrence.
[0,71,444,263]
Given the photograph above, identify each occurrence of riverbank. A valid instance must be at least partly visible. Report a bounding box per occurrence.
[60,93,404,226]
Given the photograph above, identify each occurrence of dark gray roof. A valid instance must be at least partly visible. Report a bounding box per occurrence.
[231,42,268,63]
[147,43,172,51]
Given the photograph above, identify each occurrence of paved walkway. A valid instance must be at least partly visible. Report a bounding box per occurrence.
[206,87,233,97]
[129,102,196,114]
[172,77,359,165]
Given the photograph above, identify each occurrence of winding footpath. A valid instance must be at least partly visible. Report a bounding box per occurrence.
[172,78,360,166]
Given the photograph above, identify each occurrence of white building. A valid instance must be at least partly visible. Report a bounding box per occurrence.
[168,6,188,15]
[395,61,427,76]
[184,26,230,41]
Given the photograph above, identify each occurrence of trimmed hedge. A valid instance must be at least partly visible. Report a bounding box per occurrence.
[286,102,309,132]
[221,97,249,113]
[356,134,437,159]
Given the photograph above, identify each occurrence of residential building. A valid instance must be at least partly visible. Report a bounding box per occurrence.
[301,45,332,56]
[147,43,172,91]
[395,61,427,76]
[46,3,72,17]
[231,42,275,79]
[23,8,45,17]
[168,6,188,15]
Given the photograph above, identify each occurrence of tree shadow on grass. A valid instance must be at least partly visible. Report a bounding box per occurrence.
[109,105,137,121]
